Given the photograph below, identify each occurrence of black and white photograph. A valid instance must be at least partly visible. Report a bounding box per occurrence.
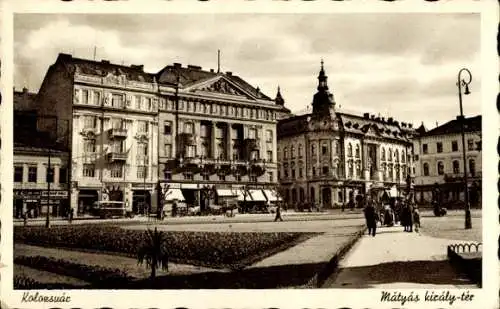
[1,2,498,308]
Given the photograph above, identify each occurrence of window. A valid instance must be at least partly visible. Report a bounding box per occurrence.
[284,168,289,178]
[164,121,172,135]
[46,167,54,183]
[283,147,288,160]
[414,154,419,161]
[356,162,361,177]
[348,162,354,178]
[84,139,96,153]
[467,139,474,151]
[110,163,123,178]
[338,191,343,203]
[112,118,124,129]
[452,141,458,152]
[298,144,303,157]
[299,168,303,178]
[186,145,196,158]
[291,169,296,179]
[469,159,476,176]
[93,91,101,105]
[164,171,172,180]
[144,97,152,111]
[382,148,386,161]
[82,89,89,104]
[401,151,405,163]
[348,143,352,157]
[268,172,273,182]
[291,146,295,159]
[322,144,328,155]
[137,143,148,157]
[59,167,67,183]
[267,150,272,162]
[184,173,194,180]
[266,130,273,143]
[395,150,399,163]
[322,166,329,176]
[312,167,316,177]
[112,93,124,108]
[14,166,23,182]
[355,145,360,158]
[184,122,194,134]
[334,141,339,155]
[248,128,257,139]
[311,144,317,156]
[28,166,37,183]
[135,95,141,110]
[83,115,97,129]
[423,163,429,176]
[436,142,443,153]
[137,166,148,179]
[453,160,460,174]
[138,120,149,133]
[112,140,124,153]
[422,144,428,154]
[163,144,172,158]
[83,164,95,177]
[437,161,444,175]
[388,149,392,161]
[476,141,482,151]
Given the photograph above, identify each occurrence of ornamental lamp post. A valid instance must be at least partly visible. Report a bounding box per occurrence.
[457,68,472,229]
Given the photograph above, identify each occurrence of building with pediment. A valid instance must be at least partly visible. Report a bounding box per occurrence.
[277,62,416,209]
[34,53,288,216]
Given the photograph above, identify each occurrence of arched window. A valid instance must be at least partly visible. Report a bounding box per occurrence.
[437,161,444,175]
[291,145,295,158]
[283,147,288,159]
[423,163,429,176]
[395,150,399,163]
[388,149,392,161]
[453,160,460,174]
[311,144,317,156]
[401,150,405,163]
[348,143,353,157]
[355,162,361,177]
[395,165,400,181]
[298,144,303,157]
[355,145,360,158]
[382,148,386,161]
[469,159,476,176]
[348,161,354,178]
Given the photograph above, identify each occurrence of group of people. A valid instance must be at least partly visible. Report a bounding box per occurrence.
[363,195,421,237]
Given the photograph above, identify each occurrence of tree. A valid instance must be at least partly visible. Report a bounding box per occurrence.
[137,227,169,280]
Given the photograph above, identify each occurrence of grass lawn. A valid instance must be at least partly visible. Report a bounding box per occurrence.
[420,216,482,242]
[15,264,90,288]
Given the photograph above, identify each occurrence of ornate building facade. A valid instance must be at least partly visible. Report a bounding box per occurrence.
[277,63,415,208]
[34,54,287,216]
[156,63,286,212]
[412,116,482,205]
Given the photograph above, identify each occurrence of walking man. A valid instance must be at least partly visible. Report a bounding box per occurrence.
[363,197,377,237]
[274,203,283,222]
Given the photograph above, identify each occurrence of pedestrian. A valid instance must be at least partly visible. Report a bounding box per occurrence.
[172,201,178,217]
[363,198,377,237]
[274,203,283,222]
[23,212,28,226]
[401,203,409,232]
[68,207,73,223]
[413,206,420,233]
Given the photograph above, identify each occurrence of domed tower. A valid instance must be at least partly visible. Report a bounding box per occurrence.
[275,86,292,120]
[275,86,285,106]
[312,60,335,117]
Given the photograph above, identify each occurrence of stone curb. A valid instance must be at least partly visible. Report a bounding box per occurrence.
[301,226,368,288]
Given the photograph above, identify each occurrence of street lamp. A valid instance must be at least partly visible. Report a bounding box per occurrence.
[457,68,472,229]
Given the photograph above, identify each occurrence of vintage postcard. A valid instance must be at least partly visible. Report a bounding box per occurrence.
[0,0,498,308]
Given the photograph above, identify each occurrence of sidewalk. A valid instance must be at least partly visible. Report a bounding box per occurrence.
[322,226,479,289]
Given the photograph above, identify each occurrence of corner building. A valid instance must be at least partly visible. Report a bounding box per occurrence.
[277,63,416,208]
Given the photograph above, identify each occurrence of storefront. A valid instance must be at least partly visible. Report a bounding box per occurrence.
[131,183,152,214]
[78,189,99,215]
[14,189,69,218]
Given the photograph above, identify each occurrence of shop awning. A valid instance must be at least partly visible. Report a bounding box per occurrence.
[217,189,237,197]
[164,189,185,201]
[231,189,247,201]
[263,190,281,202]
[249,189,267,202]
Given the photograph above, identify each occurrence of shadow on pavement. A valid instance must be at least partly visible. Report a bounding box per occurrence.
[328,260,475,288]
[124,262,329,289]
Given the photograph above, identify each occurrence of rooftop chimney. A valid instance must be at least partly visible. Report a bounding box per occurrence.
[173,63,182,68]
[187,65,202,70]
[363,113,369,119]
[210,69,214,73]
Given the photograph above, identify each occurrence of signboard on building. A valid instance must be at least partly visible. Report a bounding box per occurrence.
[41,190,68,198]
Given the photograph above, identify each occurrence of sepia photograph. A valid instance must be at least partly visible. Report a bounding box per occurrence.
[10,12,484,291]
[1,3,495,307]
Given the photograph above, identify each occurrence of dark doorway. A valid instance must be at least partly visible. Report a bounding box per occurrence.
[133,190,151,214]
[322,187,331,208]
[78,190,99,214]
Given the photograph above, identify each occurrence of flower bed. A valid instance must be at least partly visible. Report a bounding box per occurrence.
[15,255,133,287]
[14,225,316,269]
[14,275,82,290]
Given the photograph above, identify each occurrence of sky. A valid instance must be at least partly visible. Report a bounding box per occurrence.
[14,13,481,129]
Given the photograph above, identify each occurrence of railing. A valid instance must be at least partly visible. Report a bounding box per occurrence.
[108,128,127,139]
[107,151,128,162]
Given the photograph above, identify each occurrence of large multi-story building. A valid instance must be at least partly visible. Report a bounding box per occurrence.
[33,53,287,216]
[412,115,482,205]
[277,62,415,208]
[155,63,285,212]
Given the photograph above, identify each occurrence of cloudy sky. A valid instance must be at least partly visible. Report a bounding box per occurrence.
[14,13,480,129]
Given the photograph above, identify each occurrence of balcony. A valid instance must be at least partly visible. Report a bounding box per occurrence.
[107,151,128,162]
[108,128,128,139]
